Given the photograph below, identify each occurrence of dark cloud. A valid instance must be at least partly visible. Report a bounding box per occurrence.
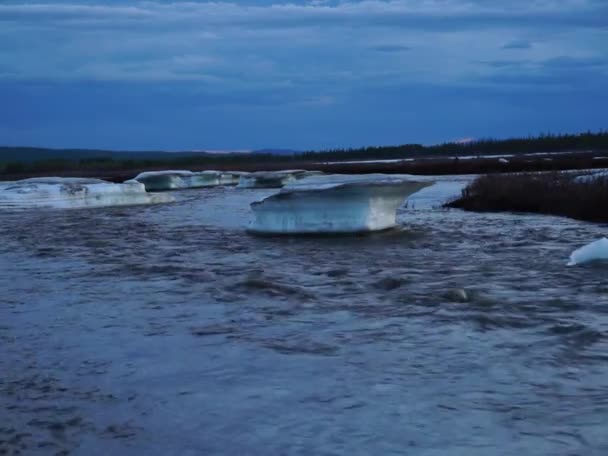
[502,39,532,50]
[0,1,606,149]
[1,1,608,31]
[543,56,608,68]
[371,44,411,53]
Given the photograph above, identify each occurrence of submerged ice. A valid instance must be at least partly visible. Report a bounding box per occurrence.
[248,174,433,234]
[0,177,174,209]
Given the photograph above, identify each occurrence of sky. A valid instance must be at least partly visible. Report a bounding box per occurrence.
[0,0,607,151]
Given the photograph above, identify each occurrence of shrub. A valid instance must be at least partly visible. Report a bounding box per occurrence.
[445,172,608,223]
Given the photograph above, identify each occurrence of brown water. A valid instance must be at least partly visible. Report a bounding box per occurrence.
[2,177,608,455]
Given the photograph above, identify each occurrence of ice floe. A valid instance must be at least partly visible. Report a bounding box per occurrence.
[133,170,223,190]
[567,238,608,266]
[219,171,249,186]
[0,177,174,209]
[237,170,309,189]
[248,174,433,234]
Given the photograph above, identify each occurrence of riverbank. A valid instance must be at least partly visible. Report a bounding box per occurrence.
[2,151,608,182]
[446,171,608,223]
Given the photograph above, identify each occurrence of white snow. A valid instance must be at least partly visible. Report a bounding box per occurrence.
[248,174,433,234]
[567,238,608,266]
[237,170,307,189]
[0,177,174,209]
[318,150,595,165]
[133,170,221,190]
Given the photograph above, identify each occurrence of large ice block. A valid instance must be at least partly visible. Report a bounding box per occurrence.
[237,170,308,189]
[219,171,249,186]
[248,174,433,234]
[0,177,174,209]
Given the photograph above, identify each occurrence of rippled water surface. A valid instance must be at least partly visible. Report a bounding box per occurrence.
[2,175,608,455]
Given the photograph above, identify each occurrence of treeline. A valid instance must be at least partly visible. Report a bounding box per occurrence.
[1,130,607,175]
[301,130,608,161]
[0,152,280,175]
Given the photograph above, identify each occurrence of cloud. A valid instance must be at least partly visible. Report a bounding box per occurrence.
[543,55,608,68]
[1,1,608,30]
[502,39,532,50]
[0,1,607,149]
[371,44,411,53]
[1,2,603,85]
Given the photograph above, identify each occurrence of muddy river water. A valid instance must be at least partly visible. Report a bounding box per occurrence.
[1,175,608,455]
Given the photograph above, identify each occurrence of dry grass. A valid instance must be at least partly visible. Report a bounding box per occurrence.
[446,172,608,223]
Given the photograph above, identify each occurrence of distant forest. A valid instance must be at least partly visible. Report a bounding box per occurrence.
[1,130,607,175]
[302,130,608,161]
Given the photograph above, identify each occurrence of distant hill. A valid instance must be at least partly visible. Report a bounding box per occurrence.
[1,131,607,168]
[0,147,207,163]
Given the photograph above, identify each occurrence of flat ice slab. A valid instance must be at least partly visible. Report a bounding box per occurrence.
[248,174,433,234]
[219,171,249,186]
[237,170,309,189]
[567,238,608,266]
[133,170,223,191]
[0,177,174,209]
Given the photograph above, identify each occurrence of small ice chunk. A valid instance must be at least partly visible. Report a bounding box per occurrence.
[498,158,509,164]
[0,177,174,209]
[567,238,608,266]
[249,174,433,234]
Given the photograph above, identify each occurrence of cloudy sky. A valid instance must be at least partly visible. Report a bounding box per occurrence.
[1,0,607,150]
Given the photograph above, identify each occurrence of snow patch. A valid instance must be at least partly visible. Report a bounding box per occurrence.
[567,238,608,266]
[0,178,174,209]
